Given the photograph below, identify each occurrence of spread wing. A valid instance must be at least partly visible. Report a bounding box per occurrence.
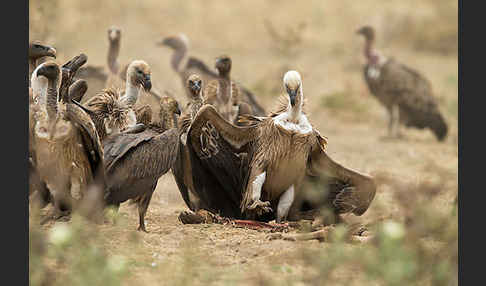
[177,104,259,217]
[65,103,105,187]
[305,131,376,216]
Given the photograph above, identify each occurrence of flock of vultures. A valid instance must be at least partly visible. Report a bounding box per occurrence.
[28,25,448,234]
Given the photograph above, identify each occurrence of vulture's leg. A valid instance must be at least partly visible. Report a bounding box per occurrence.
[137,189,155,232]
[387,107,394,137]
[188,190,201,211]
[29,172,51,209]
[276,185,295,223]
[390,104,401,138]
[246,171,272,216]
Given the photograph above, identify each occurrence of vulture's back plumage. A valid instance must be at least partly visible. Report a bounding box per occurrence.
[364,58,448,140]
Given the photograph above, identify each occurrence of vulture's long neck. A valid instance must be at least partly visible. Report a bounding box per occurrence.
[31,72,48,106]
[288,89,304,123]
[107,40,121,74]
[123,79,140,108]
[46,78,59,121]
[364,37,382,66]
[218,72,231,102]
[191,94,204,119]
[28,59,36,86]
[171,45,187,72]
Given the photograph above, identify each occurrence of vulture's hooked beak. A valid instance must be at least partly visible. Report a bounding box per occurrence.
[158,38,171,47]
[47,47,57,59]
[289,89,297,106]
[190,81,201,94]
[142,75,152,92]
[175,104,182,116]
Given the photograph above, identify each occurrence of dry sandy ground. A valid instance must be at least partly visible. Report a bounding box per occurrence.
[30,0,457,284]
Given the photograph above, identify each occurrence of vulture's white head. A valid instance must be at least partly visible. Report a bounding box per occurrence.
[283,70,303,108]
[126,60,152,92]
[31,62,61,106]
[108,26,121,42]
[159,33,189,50]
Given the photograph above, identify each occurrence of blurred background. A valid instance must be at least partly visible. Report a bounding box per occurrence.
[30,0,458,285]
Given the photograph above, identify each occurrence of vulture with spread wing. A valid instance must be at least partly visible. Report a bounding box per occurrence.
[177,71,376,222]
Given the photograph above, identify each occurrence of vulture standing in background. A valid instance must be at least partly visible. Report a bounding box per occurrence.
[204,55,253,124]
[357,25,448,141]
[80,60,153,142]
[180,71,376,222]
[158,34,266,116]
[171,74,207,211]
[31,61,104,219]
[102,96,181,232]
[178,74,204,144]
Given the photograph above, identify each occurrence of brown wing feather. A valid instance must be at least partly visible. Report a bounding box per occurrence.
[189,105,257,156]
[307,133,375,216]
[65,103,105,186]
[103,130,158,173]
[104,128,179,205]
[183,105,254,217]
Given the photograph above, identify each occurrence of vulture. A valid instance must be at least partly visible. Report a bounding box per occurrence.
[158,34,266,116]
[81,60,153,142]
[102,96,181,232]
[178,74,204,144]
[203,55,252,124]
[29,42,57,86]
[357,25,448,141]
[31,61,104,218]
[107,26,121,75]
[179,71,376,222]
[29,54,87,208]
[171,74,207,211]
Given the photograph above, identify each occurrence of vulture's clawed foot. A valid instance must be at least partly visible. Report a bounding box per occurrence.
[247,200,273,216]
[137,224,148,233]
[39,209,71,225]
[178,210,206,224]
[178,210,216,224]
